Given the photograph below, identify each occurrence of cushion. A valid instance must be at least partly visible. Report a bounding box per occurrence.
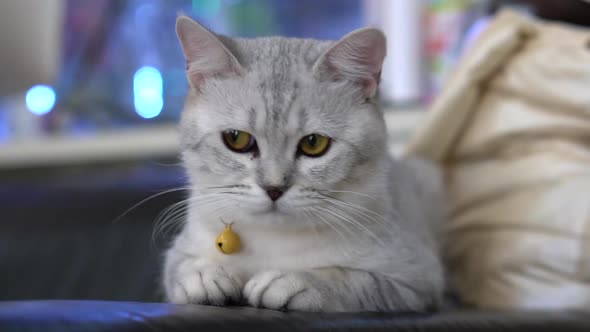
[407,10,590,310]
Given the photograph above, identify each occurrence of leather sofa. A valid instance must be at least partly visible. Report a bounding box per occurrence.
[1,166,589,331]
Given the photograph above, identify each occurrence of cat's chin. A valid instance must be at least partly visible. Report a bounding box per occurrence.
[213,207,302,229]
[251,205,291,216]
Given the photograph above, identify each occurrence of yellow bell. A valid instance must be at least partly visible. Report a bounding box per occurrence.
[215,224,241,255]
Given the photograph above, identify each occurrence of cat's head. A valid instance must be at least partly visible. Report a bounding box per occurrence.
[176,16,387,220]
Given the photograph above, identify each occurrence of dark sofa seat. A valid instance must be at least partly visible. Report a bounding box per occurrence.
[1,300,590,332]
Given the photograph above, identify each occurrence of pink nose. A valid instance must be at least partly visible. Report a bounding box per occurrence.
[265,187,284,201]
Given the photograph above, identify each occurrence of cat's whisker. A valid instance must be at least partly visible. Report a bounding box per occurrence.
[154,215,187,244]
[316,208,356,238]
[191,200,230,219]
[155,216,185,241]
[152,200,192,246]
[322,193,387,219]
[156,198,190,220]
[311,208,361,259]
[153,188,241,220]
[154,205,181,236]
[307,207,350,242]
[152,197,231,248]
[309,193,387,228]
[112,187,193,223]
[181,193,241,213]
[202,185,249,190]
[199,194,237,218]
[157,204,190,231]
[151,192,235,245]
[153,219,186,250]
[190,195,228,205]
[317,193,389,224]
[325,206,372,234]
[323,198,388,227]
[116,184,242,224]
[316,204,385,247]
[300,207,323,240]
[315,189,377,201]
[322,200,396,244]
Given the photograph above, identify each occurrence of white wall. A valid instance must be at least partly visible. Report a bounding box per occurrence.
[0,0,64,96]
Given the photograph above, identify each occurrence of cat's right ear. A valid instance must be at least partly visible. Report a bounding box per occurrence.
[176,16,242,88]
[313,28,386,98]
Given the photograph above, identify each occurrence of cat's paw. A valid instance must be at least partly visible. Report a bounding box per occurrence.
[244,270,324,311]
[166,265,241,305]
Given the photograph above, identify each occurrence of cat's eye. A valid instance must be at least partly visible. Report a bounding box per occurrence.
[298,134,331,157]
[222,130,256,153]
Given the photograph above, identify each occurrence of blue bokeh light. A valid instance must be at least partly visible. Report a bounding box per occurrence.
[25,85,56,116]
[133,66,163,119]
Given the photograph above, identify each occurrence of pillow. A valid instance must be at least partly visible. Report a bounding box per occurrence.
[407,10,590,310]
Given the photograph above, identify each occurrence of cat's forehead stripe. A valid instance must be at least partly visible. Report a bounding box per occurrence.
[296,107,308,134]
[247,107,257,131]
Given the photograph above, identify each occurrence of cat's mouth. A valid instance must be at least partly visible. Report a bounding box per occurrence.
[251,201,294,216]
[269,203,278,211]
[256,202,280,215]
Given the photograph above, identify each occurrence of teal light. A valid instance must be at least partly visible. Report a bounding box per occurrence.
[192,0,221,18]
[133,66,163,119]
[25,85,56,116]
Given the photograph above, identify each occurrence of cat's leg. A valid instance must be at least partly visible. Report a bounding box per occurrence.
[163,250,245,305]
[244,267,443,312]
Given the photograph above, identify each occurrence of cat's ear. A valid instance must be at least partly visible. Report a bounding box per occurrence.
[176,15,242,88]
[313,28,386,98]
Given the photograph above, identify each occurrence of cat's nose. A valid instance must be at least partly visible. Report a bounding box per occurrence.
[264,187,284,201]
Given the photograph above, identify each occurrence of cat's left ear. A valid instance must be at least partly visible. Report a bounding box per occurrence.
[313,28,386,98]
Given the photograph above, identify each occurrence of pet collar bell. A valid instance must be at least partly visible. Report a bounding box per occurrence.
[215,220,241,255]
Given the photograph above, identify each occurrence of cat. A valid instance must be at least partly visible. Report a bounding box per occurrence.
[163,15,446,313]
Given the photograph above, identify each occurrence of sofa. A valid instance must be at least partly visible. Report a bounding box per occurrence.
[1,165,589,331]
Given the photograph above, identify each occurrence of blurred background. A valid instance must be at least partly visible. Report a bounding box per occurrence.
[3,0,589,167]
[0,0,589,301]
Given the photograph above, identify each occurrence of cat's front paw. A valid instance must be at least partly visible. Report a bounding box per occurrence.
[166,265,241,305]
[244,270,324,311]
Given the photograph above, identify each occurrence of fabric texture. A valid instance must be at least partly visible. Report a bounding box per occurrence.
[1,300,590,332]
[407,10,590,310]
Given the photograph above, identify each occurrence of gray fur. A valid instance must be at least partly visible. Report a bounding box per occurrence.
[164,16,446,312]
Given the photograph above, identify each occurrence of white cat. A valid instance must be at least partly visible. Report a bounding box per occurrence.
[163,15,446,312]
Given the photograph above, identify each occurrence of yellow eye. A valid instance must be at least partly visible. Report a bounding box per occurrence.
[222,130,256,153]
[298,134,331,157]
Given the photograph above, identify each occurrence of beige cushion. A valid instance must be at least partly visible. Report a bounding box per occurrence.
[406,10,590,310]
